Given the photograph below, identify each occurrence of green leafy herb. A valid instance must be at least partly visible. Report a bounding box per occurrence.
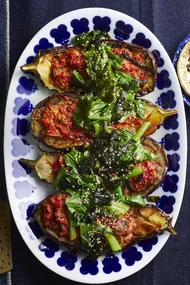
[73,93,114,135]
[146,196,161,203]
[102,226,121,252]
[125,194,146,207]
[74,30,110,48]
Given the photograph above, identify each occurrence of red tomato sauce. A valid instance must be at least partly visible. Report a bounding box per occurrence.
[110,115,143,132]
[129,160,159,191]
[40,96,90,142]
[42,193,70,238]
[112,47,148,81]
[51,47,87,89]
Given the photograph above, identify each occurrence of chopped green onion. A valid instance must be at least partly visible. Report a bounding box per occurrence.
[105,201,130,216]
[103,227,121,252]
[133,122,151,142]
[125,194,146,207]
[68,212,77,241]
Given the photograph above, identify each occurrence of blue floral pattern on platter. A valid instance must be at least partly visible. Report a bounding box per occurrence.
[138,236,158,252]
[102,254,122,274]
[39,238,60,258]
[71,18,89,35]
[157,195,175,214]
[93,16,111,32]
[122,247,142,266]
[152,50,164,67]
[132,32,151,48]
[34,38,54,54]
[162,174,178,193]
[4,9,186,283]
[156,90,176,109]
[80,259,99,275]
[17,76,38,95]
[12,118,29,136]
[50,25,70,45]
[114,21,133,40]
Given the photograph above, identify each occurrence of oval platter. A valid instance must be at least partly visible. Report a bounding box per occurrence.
[4,8,187,284]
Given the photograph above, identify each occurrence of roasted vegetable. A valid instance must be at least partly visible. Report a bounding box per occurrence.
[21,30,157,96]
[30,92,176,150]
[101,39,157,95]
[124,136,168,196]
[111,99,177,136]
[34,192,176,256]
[21,46,87,93]
[20,133,167,197]
[30,93,92,150]
[19,152,65,184]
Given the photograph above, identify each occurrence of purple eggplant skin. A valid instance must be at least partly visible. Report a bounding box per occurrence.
[33,193,176,255]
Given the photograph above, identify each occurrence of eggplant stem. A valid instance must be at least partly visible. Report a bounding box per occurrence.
[167,224,177,236]
[21,62,38,72]
[19,158,36,168]
[157,106,177,122]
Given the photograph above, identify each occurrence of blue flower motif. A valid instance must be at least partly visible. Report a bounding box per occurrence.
[157,195,175,214]
[50,24,70,45]
[167,153,180,172]
[12,118,29,136]
[34,38,54,54]
[13,98,34,115]
[138,236,158,252]
[71,18,89,35]
[80,258,99,275]
[16,76,38,95]
[28,221,45,239]
[93,16,111,32]
[14,181,35,199]
[132,33,151,48]
[162,174,179,193]
[12,160,31,178]
[163,114,179,130]
[102,254,121,274]
[161,132,180,151]
[26,203,37,219]
[39,238,60,258]
[26,56,35,64]
[57,251,77,270]
[122,246,142,266]
[157,70,171,90]
[156,90,176,109]
[11,138,31,157]
[19,201,35,220]
[114,21,133,41]
[152,50,164,67]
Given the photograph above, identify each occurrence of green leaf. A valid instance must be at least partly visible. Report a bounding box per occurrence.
[125,194,146,207]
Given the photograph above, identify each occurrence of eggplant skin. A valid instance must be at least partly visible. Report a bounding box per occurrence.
[124,137,168,197]
[34,193,176,255]
[30,92,91,150]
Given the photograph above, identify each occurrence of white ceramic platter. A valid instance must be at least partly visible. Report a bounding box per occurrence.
[4,8,187,284]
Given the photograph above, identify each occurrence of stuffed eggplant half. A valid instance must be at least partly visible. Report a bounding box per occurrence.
[21,30,157,97]
[30,92,177,150]
[34,192,176,257]
[20,125,168,197]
